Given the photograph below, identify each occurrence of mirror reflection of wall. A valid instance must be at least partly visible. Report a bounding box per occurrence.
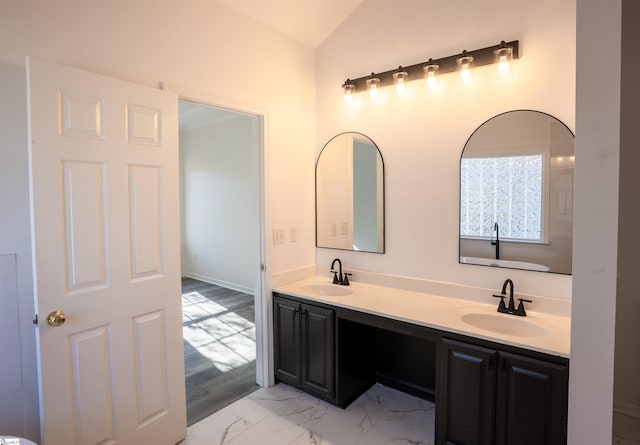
[316,132,384,253]
[459,110,575,274]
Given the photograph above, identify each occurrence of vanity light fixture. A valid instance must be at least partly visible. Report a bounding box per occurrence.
[457,50,474,84]
[340,40,519,96]
[366,73,380,99]
[342,81,356,103]
[393,67,409,95]
[494,41,513,78]
[423,59,439,91]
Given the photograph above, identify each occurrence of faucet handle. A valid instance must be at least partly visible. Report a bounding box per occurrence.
[331,270,339,284]
[515,298,532,316]
[493,294,508,313]
[343,273,352,286]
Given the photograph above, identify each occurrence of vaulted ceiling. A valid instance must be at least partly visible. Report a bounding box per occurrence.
[215,0,365,48]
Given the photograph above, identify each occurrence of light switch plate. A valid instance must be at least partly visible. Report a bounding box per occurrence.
[273,228,285,245]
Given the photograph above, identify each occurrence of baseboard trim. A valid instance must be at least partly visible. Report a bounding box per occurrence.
[614,399,640,420]
[182,272,254,295]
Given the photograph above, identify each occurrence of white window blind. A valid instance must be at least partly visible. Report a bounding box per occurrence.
[460,154,543,241]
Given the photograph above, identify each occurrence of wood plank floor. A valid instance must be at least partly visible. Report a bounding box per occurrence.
[182,277,259,426]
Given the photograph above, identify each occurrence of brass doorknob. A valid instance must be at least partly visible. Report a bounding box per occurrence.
[46,310,66,327]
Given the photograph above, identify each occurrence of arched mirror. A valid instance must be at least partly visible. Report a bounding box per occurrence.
[316,132,384,253]
[459,110,574,274]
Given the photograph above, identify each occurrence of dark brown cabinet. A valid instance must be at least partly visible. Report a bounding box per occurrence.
[437,338,568,445]
[495,351,568,445]
[437,339,497,445]
[273,291,568,443]
[274,295,335,400]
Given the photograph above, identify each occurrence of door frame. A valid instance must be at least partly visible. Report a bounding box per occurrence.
[172,87,271,387]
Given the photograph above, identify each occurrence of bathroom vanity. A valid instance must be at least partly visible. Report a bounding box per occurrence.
[273,278,570,445]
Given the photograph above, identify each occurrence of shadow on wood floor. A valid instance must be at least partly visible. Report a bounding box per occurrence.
[182,277,259,426]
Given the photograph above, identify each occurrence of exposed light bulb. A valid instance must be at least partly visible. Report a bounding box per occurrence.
[366,76,380,99]
[498,57,510,77]
[369,84,378,98]
[423,62,439,91]
[393,70,408,95]
[494,44,513,79]
[460,64,472,83]
[343,83,355,103]
[457,53,474,84]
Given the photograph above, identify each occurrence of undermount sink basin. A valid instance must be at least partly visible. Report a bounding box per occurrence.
[456,310,549,338]
[299,283,353,297]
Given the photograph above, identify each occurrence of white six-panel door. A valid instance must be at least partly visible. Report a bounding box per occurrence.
[26,58,186,445]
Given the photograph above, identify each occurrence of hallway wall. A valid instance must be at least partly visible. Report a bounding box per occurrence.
[180,112,259,293]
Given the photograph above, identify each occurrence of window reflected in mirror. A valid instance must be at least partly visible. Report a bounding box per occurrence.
[461,154,545,242]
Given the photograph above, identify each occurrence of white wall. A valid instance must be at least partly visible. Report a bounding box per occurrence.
[180,114,258,293]
[315,0,575,298]
[0,2,317,440]
[569,0,621,442]
[0,63,39,440]
[0,255,29,436]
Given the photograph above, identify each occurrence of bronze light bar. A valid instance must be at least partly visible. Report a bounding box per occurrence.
[342,40,519,94]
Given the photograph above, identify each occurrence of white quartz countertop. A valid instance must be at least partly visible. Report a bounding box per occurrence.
[273,277,570,358]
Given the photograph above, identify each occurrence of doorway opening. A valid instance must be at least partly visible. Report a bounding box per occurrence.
[178,100,261,425]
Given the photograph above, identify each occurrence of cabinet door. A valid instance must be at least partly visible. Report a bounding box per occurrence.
[495,352,568,445]
[437,338,497,445]
[274,297,300,385]
[300,303,335,398]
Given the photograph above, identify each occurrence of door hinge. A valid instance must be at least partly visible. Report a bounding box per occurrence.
[260,263,266,271]
[33,314,39,326]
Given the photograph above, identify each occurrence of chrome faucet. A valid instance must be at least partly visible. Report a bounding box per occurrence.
[493,278,532,316]
[491,222,500,260]
[330,258,351,285]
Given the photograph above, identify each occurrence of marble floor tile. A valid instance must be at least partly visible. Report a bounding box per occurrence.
[184,408,250,445]
[183,383,435,445]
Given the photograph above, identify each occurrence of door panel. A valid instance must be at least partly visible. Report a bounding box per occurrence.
[301,304,334,398]
[69,325,115,445]
[495,352,568,445]
[437,338,497,445]
[273,296,300,384]
[63,161,108,292]
[133,310,170,428]
[27,57,185,445]
[60,91,106,140]
[128,165,163,280]
[126,103,161,146]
